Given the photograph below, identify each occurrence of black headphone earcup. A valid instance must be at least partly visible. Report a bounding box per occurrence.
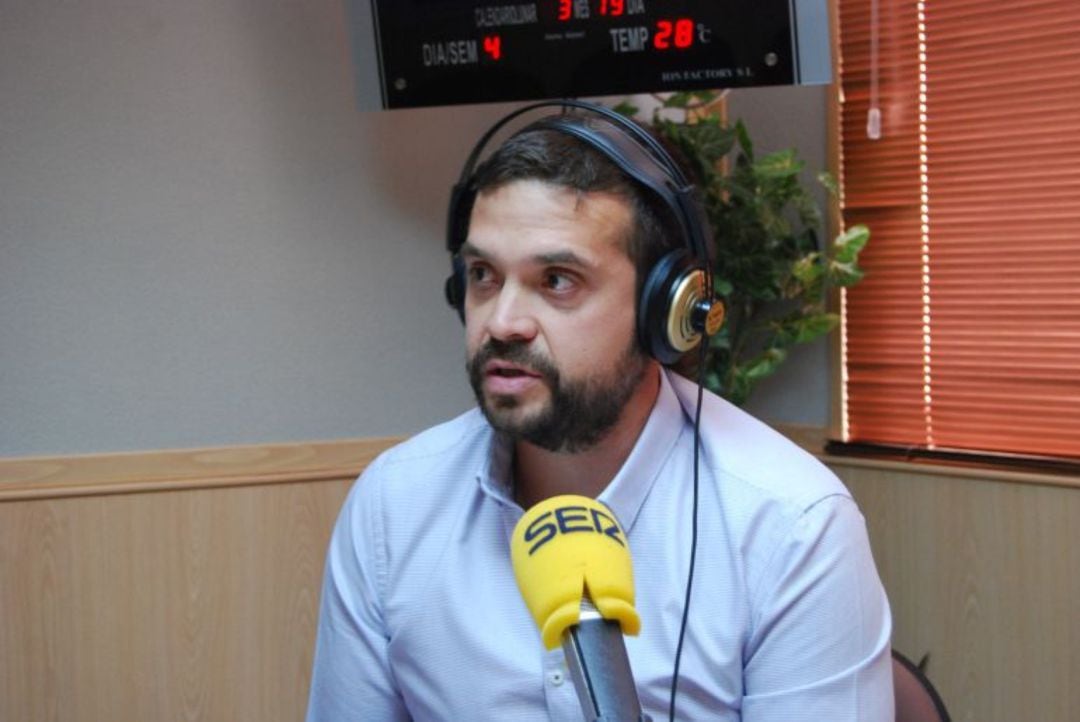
[638,250,706,365]
[445,256,466,323]
[446,183,475,322]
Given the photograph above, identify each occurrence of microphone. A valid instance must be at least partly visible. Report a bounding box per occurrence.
[511,495,651,722]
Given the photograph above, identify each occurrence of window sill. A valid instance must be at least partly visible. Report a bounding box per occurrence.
[773,423,1080,491]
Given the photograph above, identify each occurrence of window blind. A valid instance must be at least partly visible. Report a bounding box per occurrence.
[835,0,1080,460]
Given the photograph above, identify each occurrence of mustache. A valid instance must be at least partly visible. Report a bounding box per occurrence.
[467,339,559,384]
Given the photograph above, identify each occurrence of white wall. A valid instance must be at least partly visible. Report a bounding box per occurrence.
[0,1,830,457]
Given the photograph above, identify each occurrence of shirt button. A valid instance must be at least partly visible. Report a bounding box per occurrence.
[547,669,565,686]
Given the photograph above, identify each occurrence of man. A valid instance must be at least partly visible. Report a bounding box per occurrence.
[307,109,894,720]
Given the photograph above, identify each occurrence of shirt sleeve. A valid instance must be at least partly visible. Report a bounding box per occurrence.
[741,494,894,721]
[306,461,411,722]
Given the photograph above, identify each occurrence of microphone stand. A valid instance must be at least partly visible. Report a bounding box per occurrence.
[561,596,652,722]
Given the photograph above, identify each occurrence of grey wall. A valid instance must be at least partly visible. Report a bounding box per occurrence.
[0,1,829,457]
[725,85,831,428]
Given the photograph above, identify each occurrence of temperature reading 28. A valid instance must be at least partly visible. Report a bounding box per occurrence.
[609,17,711,53]
[654,18,694,50]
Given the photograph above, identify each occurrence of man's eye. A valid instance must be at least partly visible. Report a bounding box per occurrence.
[543,271,575,292]
[467,265,492,284]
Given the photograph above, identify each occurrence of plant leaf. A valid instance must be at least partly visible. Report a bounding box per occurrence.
[663,91,696,108]
[689,90,720,106]
[791,252,823,286]
[833,224,870,263]
[724,368,753,406]
[789,313,839,344]
[828,260,865,286]
[743,347,789,381]
[734,119,754,160]
[754,148,803,179]
[817,170,839,196]
[666,120,736,166]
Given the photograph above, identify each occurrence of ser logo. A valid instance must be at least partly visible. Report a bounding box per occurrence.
[523,505,626,555]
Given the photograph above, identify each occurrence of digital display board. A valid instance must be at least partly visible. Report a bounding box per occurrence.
[347,0,830,109]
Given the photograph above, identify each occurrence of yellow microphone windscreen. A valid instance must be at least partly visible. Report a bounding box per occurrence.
[510,495,640,650]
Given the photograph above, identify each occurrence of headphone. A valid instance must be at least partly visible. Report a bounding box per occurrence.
[444,99,724,365]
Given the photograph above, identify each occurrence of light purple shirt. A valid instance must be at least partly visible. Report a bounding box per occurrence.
[307,370,894,720]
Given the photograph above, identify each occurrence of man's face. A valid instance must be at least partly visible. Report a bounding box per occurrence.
[462,179,652,453]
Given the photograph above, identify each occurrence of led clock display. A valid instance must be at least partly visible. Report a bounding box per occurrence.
[360,0,809,108]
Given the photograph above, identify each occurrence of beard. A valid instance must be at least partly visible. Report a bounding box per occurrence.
[466,337,650,453]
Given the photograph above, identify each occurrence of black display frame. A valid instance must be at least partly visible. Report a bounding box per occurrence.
[364,0,804,109]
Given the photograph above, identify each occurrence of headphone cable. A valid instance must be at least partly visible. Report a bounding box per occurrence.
[668,337,708,722]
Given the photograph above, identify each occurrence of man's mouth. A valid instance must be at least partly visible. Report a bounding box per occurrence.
[483,360,545,394]
[485,361,543,378]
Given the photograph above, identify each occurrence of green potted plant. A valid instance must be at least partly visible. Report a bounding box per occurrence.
[616,92,869,405]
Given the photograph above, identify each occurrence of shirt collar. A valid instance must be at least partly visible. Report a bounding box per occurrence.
[475,369,688,532]
[597,368,685,533]
[478,427,516,508]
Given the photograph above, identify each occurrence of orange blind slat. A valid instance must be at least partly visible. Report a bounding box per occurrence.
[837,0,1080,460]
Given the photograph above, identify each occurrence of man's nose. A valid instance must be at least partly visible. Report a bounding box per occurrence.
[484,283,539,342]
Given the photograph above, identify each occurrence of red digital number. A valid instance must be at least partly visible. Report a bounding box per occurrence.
[654,20,672,49]
[558,0,571,21]
[600,0,624,16]
[675,19,693,48]
[483,35,502,61]
[654,18,694,50]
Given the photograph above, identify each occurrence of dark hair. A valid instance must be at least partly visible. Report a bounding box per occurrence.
[469,126,682,296]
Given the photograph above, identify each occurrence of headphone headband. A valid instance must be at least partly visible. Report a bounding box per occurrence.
[453,100,690,189]
[447,100,712,264]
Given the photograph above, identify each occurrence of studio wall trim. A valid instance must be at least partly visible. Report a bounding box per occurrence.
[0,437,401,502]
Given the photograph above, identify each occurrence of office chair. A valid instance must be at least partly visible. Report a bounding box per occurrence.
[893,649,951,722]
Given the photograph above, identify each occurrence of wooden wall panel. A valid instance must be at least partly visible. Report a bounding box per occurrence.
[0,439,399,722]
[0,479,356,722]
[834,461,1080,722]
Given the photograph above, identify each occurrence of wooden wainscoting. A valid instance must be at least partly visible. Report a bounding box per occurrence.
[782,425,1080,721]
[0,438,398,722]
[780,427,1080,722]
